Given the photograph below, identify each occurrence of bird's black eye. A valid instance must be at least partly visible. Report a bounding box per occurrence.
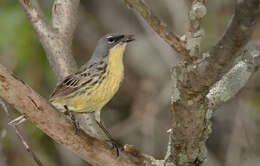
[107,37,115,44]
[106,35,125,44]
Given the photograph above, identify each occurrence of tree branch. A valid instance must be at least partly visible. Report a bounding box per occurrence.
[0,64,153,166]
[193,0,260,91]
[52,0,79,42]
[18,0,53,46]
[207,43,260,111]
[183,0,207,57]
[18,0,78,82]
[188,0,206,33]
[124,0,189,56]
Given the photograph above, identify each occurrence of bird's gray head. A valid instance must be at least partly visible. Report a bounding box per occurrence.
[91,33,134,61]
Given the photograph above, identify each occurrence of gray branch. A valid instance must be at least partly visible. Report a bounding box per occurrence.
[18,0,53,46]
[192,0,260,91]
[18,0,78,82]
[181,0,207,57]
[207,43,260,112]
[52,0,79,41]
[124,0,189,57]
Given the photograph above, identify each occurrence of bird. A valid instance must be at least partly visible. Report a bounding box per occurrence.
[49,33,134,154]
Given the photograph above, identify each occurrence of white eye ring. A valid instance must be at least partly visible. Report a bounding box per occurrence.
[106,35,113,39]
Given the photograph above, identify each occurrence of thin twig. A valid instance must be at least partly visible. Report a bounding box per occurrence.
[0,98,44,166]
[124,0,189,57]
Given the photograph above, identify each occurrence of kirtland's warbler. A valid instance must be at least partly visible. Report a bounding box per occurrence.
[49,33,134,145]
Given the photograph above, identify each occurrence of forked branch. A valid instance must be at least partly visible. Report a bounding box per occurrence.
[18,0,78,81]
[194,0,260,91]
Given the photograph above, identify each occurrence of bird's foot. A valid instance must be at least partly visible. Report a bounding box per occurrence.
[95,120,123,156]
[105,138,123,157]
[64,105,80,133]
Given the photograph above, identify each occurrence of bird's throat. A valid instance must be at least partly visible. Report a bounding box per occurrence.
[107,44,126,77]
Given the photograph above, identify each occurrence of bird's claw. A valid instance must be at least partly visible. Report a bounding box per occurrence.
[64,105,80,133]
[71,117,80,133]
[105,139,123,157]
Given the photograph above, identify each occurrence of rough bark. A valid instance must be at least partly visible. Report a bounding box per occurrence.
[207,43,260,109]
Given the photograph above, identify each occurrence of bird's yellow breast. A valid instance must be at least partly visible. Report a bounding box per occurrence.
[52,44,127,112]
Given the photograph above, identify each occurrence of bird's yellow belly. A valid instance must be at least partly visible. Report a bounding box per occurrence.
[52,67,124,113]
[67,72,123,112]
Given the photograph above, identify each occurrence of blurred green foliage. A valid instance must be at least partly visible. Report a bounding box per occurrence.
[0,0,56,98]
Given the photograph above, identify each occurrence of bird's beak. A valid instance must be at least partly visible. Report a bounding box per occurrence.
[122,34,135,43]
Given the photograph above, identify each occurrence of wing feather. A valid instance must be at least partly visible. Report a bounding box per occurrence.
[50,60,107,99]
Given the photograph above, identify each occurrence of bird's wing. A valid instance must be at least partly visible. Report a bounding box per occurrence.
[50,60,107,99]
